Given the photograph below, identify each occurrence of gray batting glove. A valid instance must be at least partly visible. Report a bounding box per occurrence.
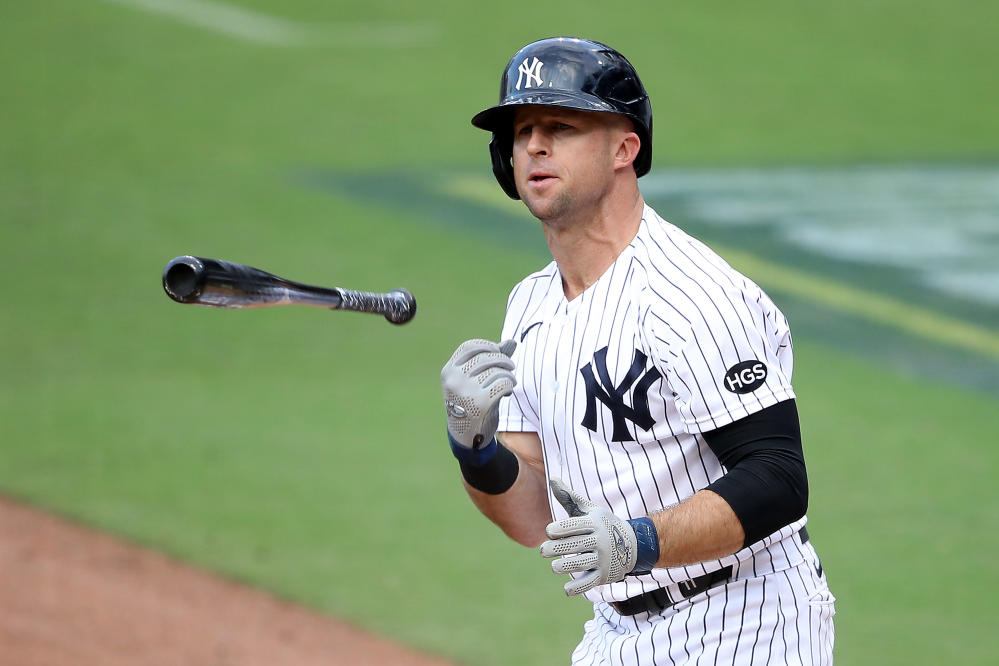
[540,478,639,596]
[441,339,517,454]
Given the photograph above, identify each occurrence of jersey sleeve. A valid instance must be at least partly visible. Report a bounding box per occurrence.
[644,281,796,434]
[496,279,541,435]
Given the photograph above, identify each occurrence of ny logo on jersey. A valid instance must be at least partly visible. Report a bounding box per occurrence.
[515,57,544,90]
[580,347,662,442]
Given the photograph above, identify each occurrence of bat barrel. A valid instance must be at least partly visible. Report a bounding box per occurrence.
[163,256,207,303]
[162,255,343,309]
[162,255,416,323]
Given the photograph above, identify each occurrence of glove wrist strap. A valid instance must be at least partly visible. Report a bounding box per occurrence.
[627,517,660,574]
[448,432,498,467]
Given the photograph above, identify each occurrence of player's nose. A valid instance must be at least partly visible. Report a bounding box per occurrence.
[526,128,551,156]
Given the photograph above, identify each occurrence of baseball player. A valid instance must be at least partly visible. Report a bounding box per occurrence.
[440,37,836,664]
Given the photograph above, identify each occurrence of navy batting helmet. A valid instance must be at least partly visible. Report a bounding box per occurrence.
[471,37,653,200]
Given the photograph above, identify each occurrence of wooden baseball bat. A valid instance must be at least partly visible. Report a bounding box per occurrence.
[162,255,416,325]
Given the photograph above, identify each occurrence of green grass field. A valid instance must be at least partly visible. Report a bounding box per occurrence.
[2,1,999,663]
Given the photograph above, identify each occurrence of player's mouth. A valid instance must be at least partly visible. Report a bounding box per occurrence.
[527,171,558,187]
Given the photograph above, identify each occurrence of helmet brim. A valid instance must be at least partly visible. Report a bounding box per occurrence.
[471,90,621,132]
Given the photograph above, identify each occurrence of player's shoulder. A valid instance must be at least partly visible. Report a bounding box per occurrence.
[635,205,728,273]
[638,206,749,289]
[634,205,778,332]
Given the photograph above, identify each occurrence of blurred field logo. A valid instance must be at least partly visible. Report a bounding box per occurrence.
[641,167,999,309]
[516,57,544,90]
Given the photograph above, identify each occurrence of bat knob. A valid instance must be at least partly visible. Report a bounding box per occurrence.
[385,289,417,325]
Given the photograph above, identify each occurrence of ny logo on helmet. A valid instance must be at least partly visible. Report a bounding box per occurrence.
[515,57,544,90]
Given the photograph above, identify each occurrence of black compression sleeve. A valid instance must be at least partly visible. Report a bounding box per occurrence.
[702,399,808,548]
[458,439,520,495]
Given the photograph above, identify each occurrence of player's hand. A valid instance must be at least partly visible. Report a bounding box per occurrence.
[540,478,639,595]
[440,339,517,455]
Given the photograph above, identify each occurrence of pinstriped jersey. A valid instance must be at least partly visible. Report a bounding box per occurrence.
[497,204,809,604]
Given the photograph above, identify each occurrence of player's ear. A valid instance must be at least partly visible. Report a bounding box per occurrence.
[612,126,641,172]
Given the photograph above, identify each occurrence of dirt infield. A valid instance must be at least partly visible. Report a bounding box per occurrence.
[0,497,453,666]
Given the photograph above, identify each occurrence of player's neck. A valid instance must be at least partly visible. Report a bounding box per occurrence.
[544,192,645,302]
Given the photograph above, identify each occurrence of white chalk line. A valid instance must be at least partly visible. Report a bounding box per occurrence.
[103,0,438,47]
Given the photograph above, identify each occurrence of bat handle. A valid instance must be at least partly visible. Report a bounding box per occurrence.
[335,287,417,325]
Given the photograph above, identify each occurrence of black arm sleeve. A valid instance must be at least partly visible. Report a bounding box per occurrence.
[702,399,808,548]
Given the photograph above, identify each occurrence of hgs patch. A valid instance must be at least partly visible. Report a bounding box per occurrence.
[723,360,768,394]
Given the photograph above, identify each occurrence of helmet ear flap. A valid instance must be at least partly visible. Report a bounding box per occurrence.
[489,133,520,200]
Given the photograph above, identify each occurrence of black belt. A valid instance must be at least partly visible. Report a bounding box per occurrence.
[610,527,810,617]
[610,565,733,616]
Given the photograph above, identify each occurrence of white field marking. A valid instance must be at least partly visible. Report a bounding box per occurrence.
[448,169,999,362]
[103,0,438,47]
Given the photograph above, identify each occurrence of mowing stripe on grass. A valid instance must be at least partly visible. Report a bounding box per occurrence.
[318,21,439,47]
[103,0,310,45]
[444,175,999,363]
[102,0,438,47]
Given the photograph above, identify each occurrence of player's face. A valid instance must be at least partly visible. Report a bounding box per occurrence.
[511,106,625,222]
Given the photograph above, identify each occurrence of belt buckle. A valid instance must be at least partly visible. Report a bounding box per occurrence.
[676,577,702,600]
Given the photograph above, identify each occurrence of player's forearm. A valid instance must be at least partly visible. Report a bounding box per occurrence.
[648,489,745,569]
[464,454,551,547]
